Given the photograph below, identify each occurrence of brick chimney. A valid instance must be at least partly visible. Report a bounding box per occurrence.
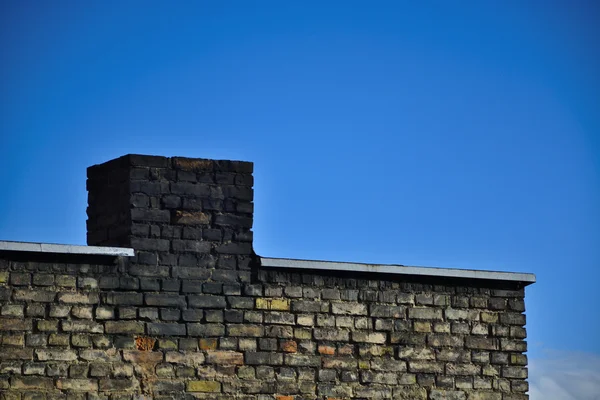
[86,154,255,283]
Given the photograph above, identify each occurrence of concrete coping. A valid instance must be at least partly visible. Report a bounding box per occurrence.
[0,241,135,257]
[260,257,536,285]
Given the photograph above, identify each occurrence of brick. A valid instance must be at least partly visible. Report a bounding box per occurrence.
[408,307,443,320]
[10,376,54,390]
[165,351,205,366]
[284,354,321,367]
[1,305,24,317]
[58,292,99,304]
[13,289,56,302]
[187,380,221,392]
[62,320,103,333]
[48,333,70,346]
[173,210,211,225]
[206,351,244,365]
[25,304,46,317]
[56,378,99,391]
[122,350,163,364]
[98,378,140,392]
[318,345,336,355]
[256,298,290,311]
[188,295,226,308]
[430,390,466,400]
[500,312,526,326]
[428,334,464,348]
[245,352,283,365]
[199,338,218,350]
[314,328,350,342]
[148,323,186,336]
[71,306,93,319]
[322,357,357,369]
[330,302,367,315]
[466,337,499,351]
[370,304,406,318]
[187,323,225,337]
[130,237,170,251]
[105,292,143,306]
[408,361,444,374]
[0,318,32,331]
[227,324,264,337]
[79,349,120,362]
[105,321,145,334]
[36,349,77,361]
[503,366,528,378]
[446,363,481,375]
[96,306,115,319]
[145,294,186,307]
[10,272,31,285]
[352,331,386,344]
[0,347,32,360]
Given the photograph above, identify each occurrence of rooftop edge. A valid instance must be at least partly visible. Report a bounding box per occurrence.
[260,257,536,285]
[0,241,134,257]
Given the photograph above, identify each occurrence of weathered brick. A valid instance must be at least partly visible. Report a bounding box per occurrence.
[122,350,163,364]
[187,323,225,337]
[13,289,56,302]
[10,376,54,390]
[430,390,467,400]
[408,307,443,320]
[408,361,444,374]
[427,334,463,348]
[105,321,145,334]
[370,304,406,318]
[58,292,99,304]
[0,318,32,331]
[188,295,226,308]
[56,378,99,391]
[36,349,77,361]
[145,293,186,307]
[186,380,221,392]
[245,352,283,365]
[466,337,499,351]
[1,305,24,317]
[331,302,367,315]
[62,320,103,333]
[256,298,290,311]
[148,323,186,336]
[98,378,140,391]
[205,351,244,365]
[314,328,350,342]
[351,331,386,344]
[227,324,264,337]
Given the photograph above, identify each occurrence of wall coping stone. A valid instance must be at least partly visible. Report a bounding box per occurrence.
[0,240,134,257]
[261,256,536,285]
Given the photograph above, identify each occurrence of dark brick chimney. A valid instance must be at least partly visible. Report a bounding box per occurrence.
[86,154,255,283]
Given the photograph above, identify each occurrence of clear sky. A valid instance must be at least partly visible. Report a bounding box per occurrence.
[1,1,599,397]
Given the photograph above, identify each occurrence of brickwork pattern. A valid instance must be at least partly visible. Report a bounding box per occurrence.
[0,256,528,399]
[0,154,530,399]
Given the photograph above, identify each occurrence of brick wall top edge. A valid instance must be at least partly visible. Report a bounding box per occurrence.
[87,154,253,174]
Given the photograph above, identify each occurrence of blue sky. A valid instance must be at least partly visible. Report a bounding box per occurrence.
[1,1,599,395]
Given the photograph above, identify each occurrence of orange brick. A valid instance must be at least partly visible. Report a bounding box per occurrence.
[281,340,297,353]
[318,345,336,355]
[199,338,218,350]
[276,396,293,400]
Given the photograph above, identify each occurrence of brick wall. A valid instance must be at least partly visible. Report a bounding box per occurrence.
[0,154,531,399]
